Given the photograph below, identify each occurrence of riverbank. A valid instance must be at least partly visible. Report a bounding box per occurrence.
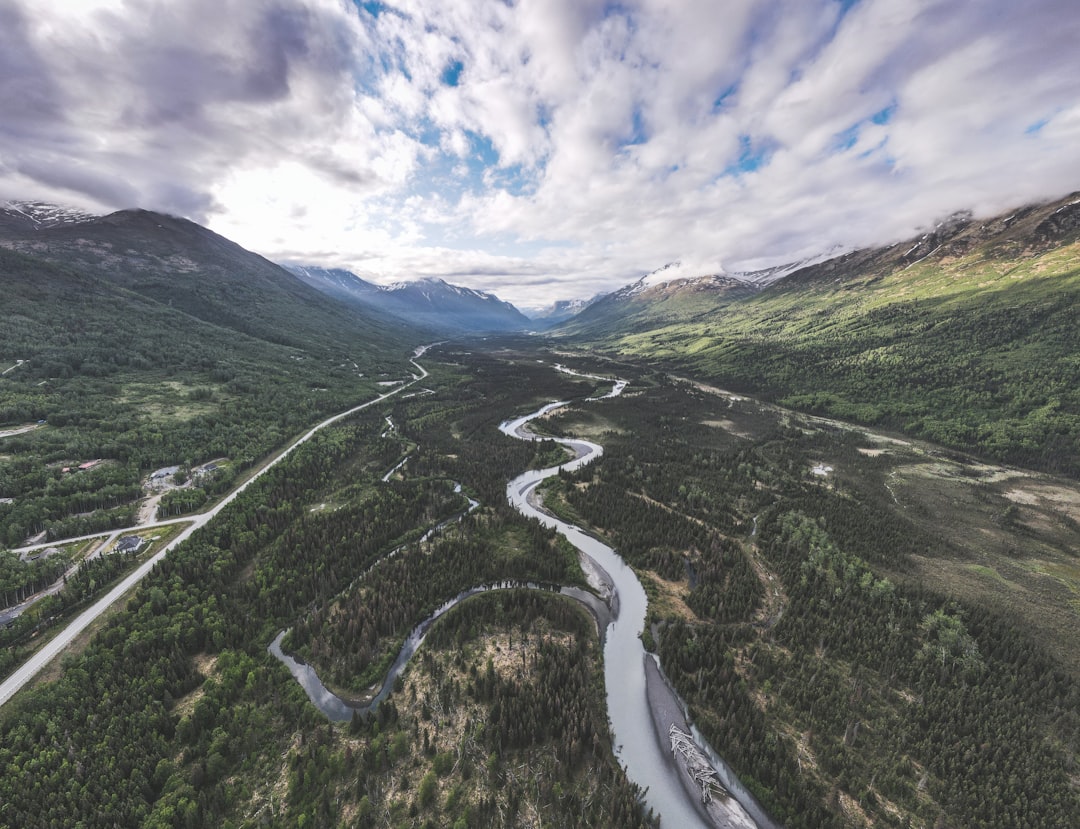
[269,581,616,722]
[526,484,618,615]
[644,656,762,829]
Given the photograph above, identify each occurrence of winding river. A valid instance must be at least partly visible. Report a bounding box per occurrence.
[272,364,779,829]
[501,375,774,829]
[269,581,609,722]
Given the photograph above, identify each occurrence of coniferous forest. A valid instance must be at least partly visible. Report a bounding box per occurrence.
[539,357,1080,828]
[1,337,1079,828]
[0,351,657,828]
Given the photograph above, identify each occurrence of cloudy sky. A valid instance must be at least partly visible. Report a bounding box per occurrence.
[3,0,1079,309]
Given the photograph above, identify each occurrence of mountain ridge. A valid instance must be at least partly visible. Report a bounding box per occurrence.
[0,201,101,233]
[563,190,1080,327]
[0,205,413,353]
[553,190,1080,477]
[0,203,420,546]
[283,264,533,334]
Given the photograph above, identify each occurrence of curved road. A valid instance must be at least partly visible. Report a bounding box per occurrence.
[0,346,434,709]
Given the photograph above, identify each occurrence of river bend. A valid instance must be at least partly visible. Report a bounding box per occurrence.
[501,377,768,828]
[272,362,777,828]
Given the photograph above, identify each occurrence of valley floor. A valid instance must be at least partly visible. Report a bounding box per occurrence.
[1,342,1077,829]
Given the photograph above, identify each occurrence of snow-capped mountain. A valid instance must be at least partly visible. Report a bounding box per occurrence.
[557,240,926,336]
[555,268,757,338]
[637,259,723,289]
[527,297,600,326]
[732,247,849,286]
[607,264,751,302]
[622,251,848,294]
[286,264,384,303]
[383,277,530,330]
[554,191,1080,339]
[0,201,101,237]
[283,266,532,333]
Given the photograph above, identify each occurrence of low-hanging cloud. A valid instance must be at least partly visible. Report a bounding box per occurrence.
[3,0,1079,308]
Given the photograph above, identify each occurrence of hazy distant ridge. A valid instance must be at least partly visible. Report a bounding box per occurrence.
[284,264,533,333]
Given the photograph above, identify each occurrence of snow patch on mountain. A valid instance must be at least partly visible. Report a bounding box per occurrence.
[3,200,100,229]
[387,276,498,302]
[733,247,849,285]
[638,259,728,290]
[629,247,849,293]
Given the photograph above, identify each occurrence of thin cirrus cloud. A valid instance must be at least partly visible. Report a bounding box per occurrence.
[2,0,1078,309]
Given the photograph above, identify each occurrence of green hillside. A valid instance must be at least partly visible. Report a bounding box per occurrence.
[0,214,416,547]
[556,194,1080,477]
[1,209,405,350]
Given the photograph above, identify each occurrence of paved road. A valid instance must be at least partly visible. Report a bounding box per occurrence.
[1,535,120,627]
[0,347,432,709]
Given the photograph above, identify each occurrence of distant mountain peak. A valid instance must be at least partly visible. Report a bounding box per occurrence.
[626,250,861,292]
[284,264,531,333]
[615,265,739,302]
[387,276,449,292]
[388,276,503,303]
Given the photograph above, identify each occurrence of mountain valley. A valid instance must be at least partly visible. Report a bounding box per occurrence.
[556,192,1080,478]
[0,194,1078,829]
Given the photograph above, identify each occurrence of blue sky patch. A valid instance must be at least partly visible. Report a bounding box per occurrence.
[401,131,495,205]
[723,134,774,177]
[620,106,647,148]
[356,1,388,19]
[486,162,536,198]
[536,103,552,132]
[870,102,897,125]
[831,101,897,154]
[833,125,860,153]
[442,59,465,87]
[858,136,889,160]
[601,1,634,21]
[411,117,442,148]
[465,131,500,171]
[712,83,738,111]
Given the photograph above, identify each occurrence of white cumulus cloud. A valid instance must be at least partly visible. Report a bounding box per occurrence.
[2,0,1079,308]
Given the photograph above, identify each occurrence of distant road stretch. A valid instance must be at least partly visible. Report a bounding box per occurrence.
[0,346,433,709]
